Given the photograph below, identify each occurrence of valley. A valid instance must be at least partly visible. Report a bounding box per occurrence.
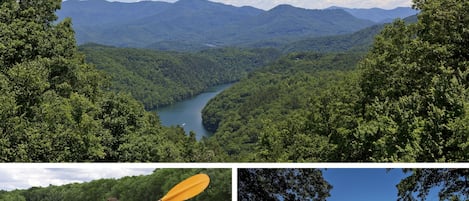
[0,0,467,164]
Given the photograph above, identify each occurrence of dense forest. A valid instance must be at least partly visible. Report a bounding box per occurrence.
[0,0,468,163]
[202,52,364,161]
[58,0,377,49]
[202,0,469,162]
[0,168,231,201]
[0,0,215,162]
[79,44,280,109]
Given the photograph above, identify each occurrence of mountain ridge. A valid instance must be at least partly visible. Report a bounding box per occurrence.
[326,6,418,22]
[58,0,415,49]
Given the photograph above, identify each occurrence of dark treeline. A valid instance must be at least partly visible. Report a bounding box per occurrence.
[0,169,231,201]
[238,168,331,201]
[79,44,281,109]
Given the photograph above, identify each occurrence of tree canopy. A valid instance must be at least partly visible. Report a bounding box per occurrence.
[201,51,364,161]
[0,0,213,162]
[1,0,468,163]
[238,168,332,201]
[201,0,469,162]
[79,44,280,109]
[356,0,469,161]
[397,169,469,201]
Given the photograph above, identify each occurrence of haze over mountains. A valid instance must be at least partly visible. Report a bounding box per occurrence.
[326,6,418,23]
[58,0,417,50]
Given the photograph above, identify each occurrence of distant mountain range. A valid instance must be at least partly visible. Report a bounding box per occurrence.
[326,6,418,23]
[280,13,418,53]
[58,0,417,50]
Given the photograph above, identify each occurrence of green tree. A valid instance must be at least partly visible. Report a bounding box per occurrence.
[238,169,332,201]
[356,0,469,161]
[0,0,108,161]
[397,169,469,201]
[0,0,204,162]
[0,191,26,201]
[202,52,363,161]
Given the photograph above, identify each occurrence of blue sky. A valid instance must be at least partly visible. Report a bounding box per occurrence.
[323,169,407,201]
[107,0,413,10]
[323,169,441,201]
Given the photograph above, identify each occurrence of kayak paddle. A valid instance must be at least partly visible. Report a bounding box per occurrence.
[159,173,210,201]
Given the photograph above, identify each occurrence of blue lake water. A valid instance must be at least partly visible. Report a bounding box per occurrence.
[156,83,233,140]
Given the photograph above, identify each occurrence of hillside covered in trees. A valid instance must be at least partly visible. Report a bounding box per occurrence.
[0,169,231,201]
[58,0,377,50]
[0,0,467,163]
[79,44,280,109]
[0,0,217,162]
[202,52,364,161]
[202,0,469,162]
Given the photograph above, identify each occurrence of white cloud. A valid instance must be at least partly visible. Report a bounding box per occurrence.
[0,166,154,191]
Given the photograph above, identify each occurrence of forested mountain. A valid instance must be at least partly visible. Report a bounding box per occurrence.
[57,0,172,26]
[0,169,231,201]
[202,0,469,162]
[2,0,467,163]
[58,0,375,49]
[202,52,364,161]
[280,24,383,53]
[327,6,418,23]
[79,44,281,109]
[0,0,221,162]
[279,14,417,53]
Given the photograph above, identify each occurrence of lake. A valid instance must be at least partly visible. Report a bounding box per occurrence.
[156,83,233,140]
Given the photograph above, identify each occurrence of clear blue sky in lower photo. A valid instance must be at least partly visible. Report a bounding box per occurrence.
[322,168,440,201]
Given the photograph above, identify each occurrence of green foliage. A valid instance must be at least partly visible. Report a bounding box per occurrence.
[2,0,467,163]
[202,52,363,161]
[355,0,469,161]
[0,191,26,201]
[79,44,281,109]
[397,169,469,201]
[238,168,332,201]
[0,0,207,162]
[203,0,469,162]
[0,169,231,201]
[0,0,105,161]
[280,24,383,53]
